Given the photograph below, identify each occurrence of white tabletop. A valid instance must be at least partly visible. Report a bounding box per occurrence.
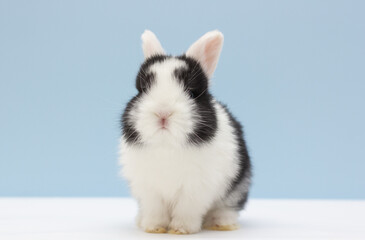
[0,198,364,239]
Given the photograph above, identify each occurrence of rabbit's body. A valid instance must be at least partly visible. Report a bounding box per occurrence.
[119,30,251,234]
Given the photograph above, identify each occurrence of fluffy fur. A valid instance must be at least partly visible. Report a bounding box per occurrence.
[119,30,251,234]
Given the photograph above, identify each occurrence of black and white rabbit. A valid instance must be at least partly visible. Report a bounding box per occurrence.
[120,30,251,234]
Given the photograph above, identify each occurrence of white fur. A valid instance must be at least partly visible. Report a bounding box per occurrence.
[120,101,240,233]
[119,31,241,234]
[141,30,165,59]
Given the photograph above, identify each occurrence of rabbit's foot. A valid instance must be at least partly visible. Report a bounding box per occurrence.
[145,227,167,233]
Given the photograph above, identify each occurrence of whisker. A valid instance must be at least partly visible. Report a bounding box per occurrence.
[193,88,208,100]
[140,67,148,77]
[187,69,200,83]
[190,131,204,143]
[189,60,199,79]
[122,125,140,142]
[195,121,216,130]
[188,71,204,84]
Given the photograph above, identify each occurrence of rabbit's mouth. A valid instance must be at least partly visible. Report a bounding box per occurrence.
[153,111,173,130]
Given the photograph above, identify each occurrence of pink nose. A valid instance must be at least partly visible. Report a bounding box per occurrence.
[160,117,167,127]
[156,111,172,128]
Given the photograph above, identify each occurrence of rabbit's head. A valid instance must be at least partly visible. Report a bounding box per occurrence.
[122,30,224,147]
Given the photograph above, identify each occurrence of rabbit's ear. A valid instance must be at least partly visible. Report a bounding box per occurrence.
[141,30,165,59]
[186,30,224,79]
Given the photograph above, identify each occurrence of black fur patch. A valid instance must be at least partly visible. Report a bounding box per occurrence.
[188,94,218,145]
[121,94,142,144]
[236,192,249,210]
[136,55,169,93]
[175,55,218,145]
[175,55,208,98]
[219,103,252,210]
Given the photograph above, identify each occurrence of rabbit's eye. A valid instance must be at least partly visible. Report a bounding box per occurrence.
[188,90,195,99]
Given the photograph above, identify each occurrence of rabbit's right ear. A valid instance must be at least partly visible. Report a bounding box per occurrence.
[141,30,165,59]
[186,30,224,79]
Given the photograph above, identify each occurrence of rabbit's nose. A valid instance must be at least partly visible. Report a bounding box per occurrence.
[154,111,173,128]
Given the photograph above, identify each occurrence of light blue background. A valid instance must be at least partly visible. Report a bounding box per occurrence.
[1,0,364,198]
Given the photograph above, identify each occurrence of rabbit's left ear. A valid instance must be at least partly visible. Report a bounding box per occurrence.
[141,30,165,59]
[186,30,224,79]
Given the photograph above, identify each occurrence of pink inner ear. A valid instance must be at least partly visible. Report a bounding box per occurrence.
[143,39,164,59]
[204,36,222,77]
[144,43,155,57]
[186,31,223,79]
[141,30,165,59]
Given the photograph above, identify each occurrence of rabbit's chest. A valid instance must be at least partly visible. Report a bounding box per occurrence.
[131,147,211,184]
[122,143,238,201]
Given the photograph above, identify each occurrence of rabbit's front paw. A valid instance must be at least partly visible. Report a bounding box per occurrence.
[142,221,168,234]
[168,218,201,234]
[140,216,169,234]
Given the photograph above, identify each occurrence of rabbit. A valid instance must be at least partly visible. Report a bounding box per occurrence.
[119,30,252,234]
